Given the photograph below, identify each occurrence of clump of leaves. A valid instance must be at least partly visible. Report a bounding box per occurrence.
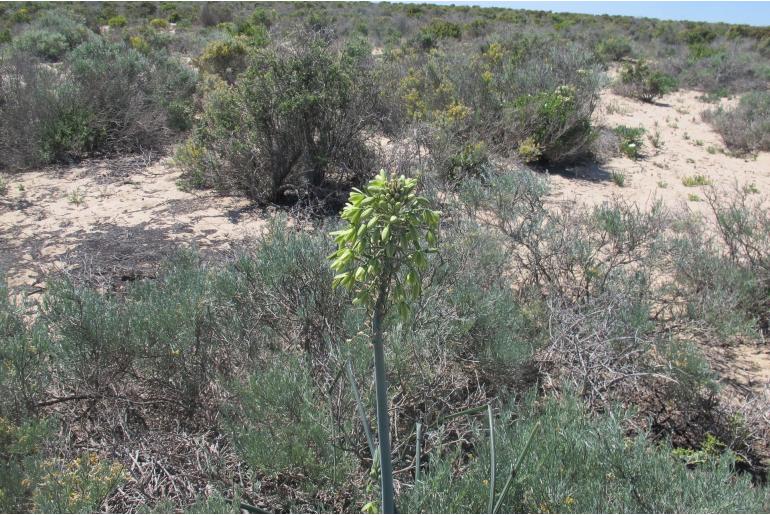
[614,125,645,159]
[682,175,712,187]
[330,170,440,317]
[610,171,626,187]
[330,170,440,513]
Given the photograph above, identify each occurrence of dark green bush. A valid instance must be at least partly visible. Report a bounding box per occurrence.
[194,37,249,83]
[614,59,677,102]
[178,33,379,203]
[425,19,462,40]
[107,15,127,28]
[595,35,633,61]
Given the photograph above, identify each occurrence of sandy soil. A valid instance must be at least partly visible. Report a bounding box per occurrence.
[2,88,769,292]
[549,89,770,213]
[0,154,270,293]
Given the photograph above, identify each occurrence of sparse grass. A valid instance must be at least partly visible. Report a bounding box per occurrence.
[648,126,663,150]
[688,193,702,201]
[605,100,631,115]
[742,183,760,194]
[67,187,85,205]
[658,180,668,188]
[610,171,626,187]
[682,175,712,187]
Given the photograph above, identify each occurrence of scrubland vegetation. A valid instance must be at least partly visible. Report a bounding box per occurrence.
[1,1,770,513]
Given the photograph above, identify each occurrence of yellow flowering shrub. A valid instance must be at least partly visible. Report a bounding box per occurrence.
[32,453,128,513]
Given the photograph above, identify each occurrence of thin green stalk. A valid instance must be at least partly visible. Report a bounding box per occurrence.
[493,422,541,514]
[346,358,376,461]
[487,404,496,513]
[415,421,423,483]
[373,282,395,514]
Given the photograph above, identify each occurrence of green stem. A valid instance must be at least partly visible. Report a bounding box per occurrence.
[487,404,496,513]
[493,422,541,514]
[372,279,395,514]
[415,421,423,483]
[346,358,376,461]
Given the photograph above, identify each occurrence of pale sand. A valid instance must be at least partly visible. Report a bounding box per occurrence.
[549,89,770,214]
[1,156,270,291]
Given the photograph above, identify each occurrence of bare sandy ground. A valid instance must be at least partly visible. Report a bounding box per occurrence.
[550,89,770,213]
[0,154,270,292]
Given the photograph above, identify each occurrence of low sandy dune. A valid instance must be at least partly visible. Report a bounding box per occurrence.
[550,89,770,213]
[1,88,769,295]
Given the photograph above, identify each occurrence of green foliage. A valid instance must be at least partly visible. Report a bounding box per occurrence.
[449,141,490,181]
[31,453,127,513]
[403,394,768,513]
[615,59,677,103]
[425,19,462,40]
[499,44,602,164]
[0,417,50,513]
[14,30,69,60]
[226,355,354,483]
[510,85,595,163]
[595,35,632,62]
[13,11,92,61]
[107,15,127,28]
[330,171,440,317]
[180,33,377,202]
[195,38,249,83]
[614,125,645,159]
[673,433,728,466]
[681,175,712,187]
[148,18,169,30]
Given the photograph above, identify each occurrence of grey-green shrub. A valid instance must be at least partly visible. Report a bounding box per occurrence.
[13,10,92,61]
[403,394,769,513]
[0,38,196,169]
[178,33,378,202]
[704,90,770,153]
[225,354,356,483]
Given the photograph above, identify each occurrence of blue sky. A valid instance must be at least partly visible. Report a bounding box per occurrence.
[392,2,770,26]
